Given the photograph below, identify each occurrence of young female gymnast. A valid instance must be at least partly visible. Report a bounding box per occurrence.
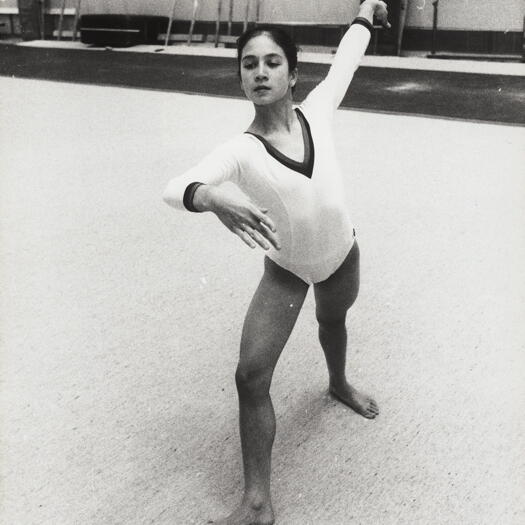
[163,2,390,523]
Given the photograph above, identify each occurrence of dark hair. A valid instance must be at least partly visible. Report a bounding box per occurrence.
[237,25,299,82]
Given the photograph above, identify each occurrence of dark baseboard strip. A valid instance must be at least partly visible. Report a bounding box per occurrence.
[2,16,523,56]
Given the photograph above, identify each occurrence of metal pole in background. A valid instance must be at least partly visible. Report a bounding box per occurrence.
[243,0,250,33]
[255,0,260,24]
[39,0,45,39]
[187,0,199,45]
[57,0,66,40]
[431,0,439,55]
[164,0,177,47]
[396,0,408,56]
[214,0,223,47]
[72,0,81,41]
[227,0,233,36]
[522,16,525,62]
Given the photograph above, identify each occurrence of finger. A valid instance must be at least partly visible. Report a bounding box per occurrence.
[245,213,280,250]
[252,207,277,233]
[378,14,390,29]
[233,227,256,249]
[257,222,281,250]
[244,225,271,251]
[379,8,391,28]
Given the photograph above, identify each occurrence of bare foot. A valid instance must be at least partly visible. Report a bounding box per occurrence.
[210,501,275,525]
[329,382,379,419]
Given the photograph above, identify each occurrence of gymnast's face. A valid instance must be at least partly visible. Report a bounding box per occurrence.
[240,34,298,106]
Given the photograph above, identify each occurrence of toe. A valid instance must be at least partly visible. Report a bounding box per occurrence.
[367,405,379,418]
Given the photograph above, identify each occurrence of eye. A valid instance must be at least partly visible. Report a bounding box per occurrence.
[243,62,256,70]
[268,61,281,68]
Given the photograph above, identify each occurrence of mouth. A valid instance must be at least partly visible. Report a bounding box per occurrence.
[254,86,271,93]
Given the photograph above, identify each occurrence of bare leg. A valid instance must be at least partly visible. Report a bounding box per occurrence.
[214,257,309,525]
[314,241,379,419]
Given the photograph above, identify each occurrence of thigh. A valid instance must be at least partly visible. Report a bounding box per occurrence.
[314,240,360,322]
[239,257,310,371]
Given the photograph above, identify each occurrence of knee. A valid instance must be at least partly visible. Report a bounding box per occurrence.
[316,311,347,332]
[235,363,272,399]
[316,293,358,331]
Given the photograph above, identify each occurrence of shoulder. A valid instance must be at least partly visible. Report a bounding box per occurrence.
[217,133,261,154]
[231,133,269,158]
[204,134,264,173]
[203,134,253,162]
[297,81,333,120]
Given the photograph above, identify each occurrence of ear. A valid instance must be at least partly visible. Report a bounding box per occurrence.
[289,67,298,89]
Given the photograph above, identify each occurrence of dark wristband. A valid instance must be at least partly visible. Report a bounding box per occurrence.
[351,17,374,33]
[183,182,205,212]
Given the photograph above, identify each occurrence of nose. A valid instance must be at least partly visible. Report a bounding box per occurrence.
[255,62,268,80]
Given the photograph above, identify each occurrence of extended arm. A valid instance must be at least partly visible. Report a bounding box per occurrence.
[320,0,390,110]
[163,144,279,251]
[191,183,280,251]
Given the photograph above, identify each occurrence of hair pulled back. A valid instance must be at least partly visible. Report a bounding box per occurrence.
[237,25,299,77]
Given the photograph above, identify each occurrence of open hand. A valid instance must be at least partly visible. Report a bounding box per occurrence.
[203,182,280,251]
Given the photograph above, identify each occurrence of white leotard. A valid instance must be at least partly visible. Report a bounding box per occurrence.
[164,23,372,284]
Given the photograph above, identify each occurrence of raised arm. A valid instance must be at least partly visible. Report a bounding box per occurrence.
[319,0,390,110]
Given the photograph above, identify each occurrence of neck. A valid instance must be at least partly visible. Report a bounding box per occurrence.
[250,96,296,135]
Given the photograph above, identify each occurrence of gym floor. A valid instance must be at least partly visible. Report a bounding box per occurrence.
[1,44,524,524]
[1,41,524,125]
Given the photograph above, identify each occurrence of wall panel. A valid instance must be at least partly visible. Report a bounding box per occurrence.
[74,0,525,31]
[79,1,359,21]
[405,0,525,32]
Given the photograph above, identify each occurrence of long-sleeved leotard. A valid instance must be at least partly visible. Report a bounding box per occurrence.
[164,21,372,284]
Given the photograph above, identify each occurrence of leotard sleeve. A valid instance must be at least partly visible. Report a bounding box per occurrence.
[163,138,243,211]
[302,19,372,115]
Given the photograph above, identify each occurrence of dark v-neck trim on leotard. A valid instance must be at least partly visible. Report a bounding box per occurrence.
[244,108,315,179]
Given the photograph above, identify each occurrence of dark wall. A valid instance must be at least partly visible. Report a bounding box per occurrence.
[17,0,40,40]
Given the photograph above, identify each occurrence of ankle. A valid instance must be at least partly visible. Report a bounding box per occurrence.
[329,377,348,390]
[242,492,271,511]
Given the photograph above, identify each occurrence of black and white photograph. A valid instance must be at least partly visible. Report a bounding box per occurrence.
[1,1,524,523]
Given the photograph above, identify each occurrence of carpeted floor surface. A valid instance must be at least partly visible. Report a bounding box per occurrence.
[1,77,524,524]
[1,43,524,125]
